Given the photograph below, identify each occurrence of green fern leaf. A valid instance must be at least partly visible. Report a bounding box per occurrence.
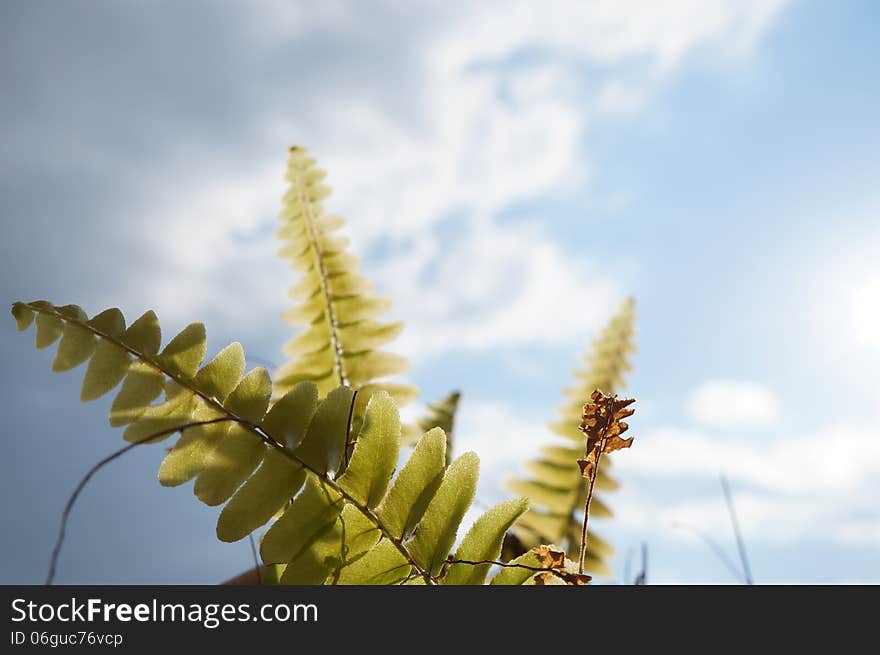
[291,385,352,475]
[410,451,479,577]
[157,405,230,486]
[109,362,165,427]
[51,306,96,371]
[407,391,460,463]
[260,477,344,564]
[192,342,246,402]
[444,498,528,585]
[157,322,206,379]
[81,339,130,402]
[337,390,400,508]
[11,302,35,331]
[261,381,318,450]
[34,310,64,349]
[336,538,411,585]
[376,427,446,539]
[273,146,417,416]
[119,310,161,355]
[217,449,307,543]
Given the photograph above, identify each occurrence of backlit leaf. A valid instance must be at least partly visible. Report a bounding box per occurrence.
[410,451,479,576]
[337,391,400,508]
[377,427,446,539]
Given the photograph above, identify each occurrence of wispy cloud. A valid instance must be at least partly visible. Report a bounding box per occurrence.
[89,0,793,355]
[613,420,880,546]
[686,380,780,429]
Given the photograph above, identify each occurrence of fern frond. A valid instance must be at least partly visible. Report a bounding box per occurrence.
[273,146,418,422]
[12,300,537,585]
[404,390,461,462]
[505,297,636,576]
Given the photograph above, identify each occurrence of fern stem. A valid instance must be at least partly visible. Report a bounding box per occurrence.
[248,534,260,585]
[294,173,349,388]
[46,418,237,585]
[26,303,435,585]
[447,558,578,584]
[577,398,615,576]
[577,461,600,575]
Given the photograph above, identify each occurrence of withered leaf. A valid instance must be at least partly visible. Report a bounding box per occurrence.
[527,545,591,585]
[577,390,636,479]
[557,571,592,585]
[532,545,566,569]
[533,567,592,586]
[577,458,593,479]
[604,435,633,454]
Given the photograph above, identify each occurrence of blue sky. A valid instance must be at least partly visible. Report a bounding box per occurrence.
[2,0,878,584]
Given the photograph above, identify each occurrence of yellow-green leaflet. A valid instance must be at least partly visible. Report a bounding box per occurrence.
[216,449,306,542]
[157,405,229,486]
[444,498,528,585]
[490,549,544,586]
[122,389,197,444]
[410,451,479,577]
[336,539,411,585]
[110,361,164,426]
[261,381,318,450]
[11,302,34,331]
[337,391,400,508]
[52,306,96,372]
[291,385,352,475]
[34,311,64,349]
[157,322,206,379]
[194,423,265,506]
[81,340,130,402]
[193,368,272,504]
[193,342,245,402]
[119,310,160,355]
[222,367,271,422]
[278,504,383,584]
[260,478,343,564]
[376,427,446,539]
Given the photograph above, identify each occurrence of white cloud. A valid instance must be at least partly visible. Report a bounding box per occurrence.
[612,422,880,546]
[116,1,791,356]
[452,400,552,501]
[620,424,880,494]
[376,219,621,357]
[686,380,779,428]
[120,162,288,333]
[451,390,880,552]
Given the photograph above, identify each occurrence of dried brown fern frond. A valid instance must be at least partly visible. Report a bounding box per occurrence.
[576,389,635,573]
[504,298,636,575]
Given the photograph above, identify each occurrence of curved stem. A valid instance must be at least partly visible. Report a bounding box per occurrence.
[46,418,236,585]
[577,394,616,575]
[26,303,434,585]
